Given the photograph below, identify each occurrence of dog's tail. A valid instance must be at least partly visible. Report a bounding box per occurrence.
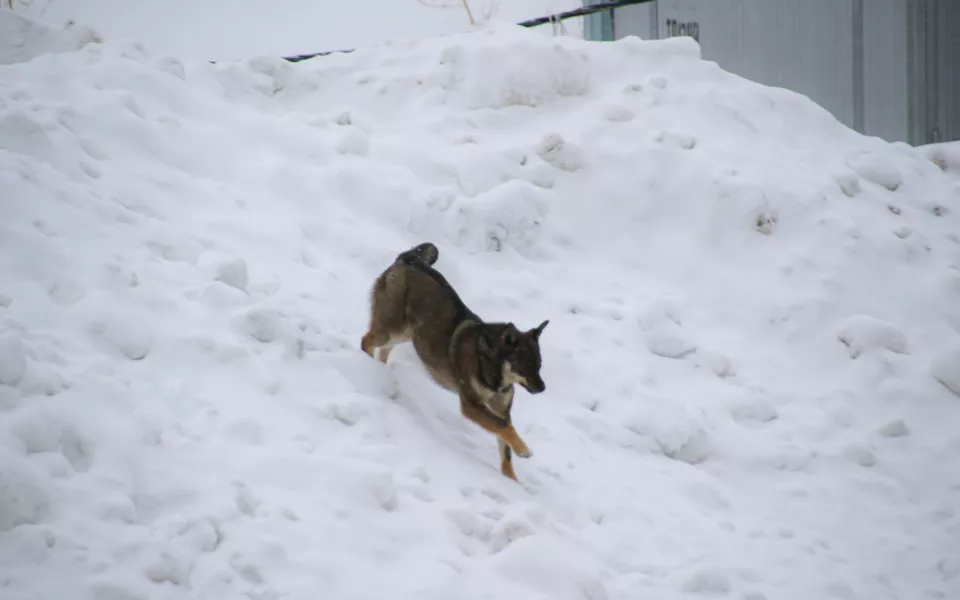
[396,242,439,267]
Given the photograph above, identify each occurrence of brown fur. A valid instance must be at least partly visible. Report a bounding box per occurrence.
[361,243,549,481]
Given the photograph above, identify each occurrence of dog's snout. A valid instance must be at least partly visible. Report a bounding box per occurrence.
[526,379,546,394]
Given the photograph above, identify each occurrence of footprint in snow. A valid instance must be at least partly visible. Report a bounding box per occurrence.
[681,567,732,595]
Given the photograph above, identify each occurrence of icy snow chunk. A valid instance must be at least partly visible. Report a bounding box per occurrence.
[877,419,910,437]
[754,211,779,235]
[847,446,878,468]
[154,56,186,80]
[639,297,684,329]
[658,427,710,464]
[144,551,188,585]
[836,314,908,358]
[654,130,697,150]
[707,352,735,378]
[0,334,28,387]
[336,128,370,156]
[644,327,697,359]
[536,133,585,172]
[490,516,536,552]
[729,394,778,424]
[846,151,903,191]
[711,179,780,237]
[439,39,590,109]
[617,33,701,59]
[640,305,696,359]
[602,104,635,123]
[102,313,153,360]
[925,143,960,173]
[894,226,912,239]
[0,11,102,65]
[449,180,547,254]
[625,401,711,464]
[323,393,375,426]
[175,518,222,554]
[215,258,250,293]
[931,347,960,397]
[237,308,282,343]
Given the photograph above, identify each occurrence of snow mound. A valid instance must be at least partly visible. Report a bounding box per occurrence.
[0,11,101,65]
[2,12,960,600]
[438,35,592,109]
[836,314,909,358]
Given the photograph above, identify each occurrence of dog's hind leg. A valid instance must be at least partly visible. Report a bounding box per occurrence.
[363,321,410,363]
[361,329,388,358]
[377,336,408,364]
[362,271,407,359]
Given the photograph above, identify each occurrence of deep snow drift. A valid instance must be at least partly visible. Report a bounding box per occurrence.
[2,11,960,600]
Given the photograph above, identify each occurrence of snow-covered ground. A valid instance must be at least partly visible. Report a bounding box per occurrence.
[2,10,960,600]
[16,0,582,60]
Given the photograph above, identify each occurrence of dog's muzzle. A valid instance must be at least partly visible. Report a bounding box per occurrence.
[522,378,546,394]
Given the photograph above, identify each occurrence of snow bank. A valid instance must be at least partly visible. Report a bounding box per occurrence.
[2,10,960,600]
[0,12,102,65]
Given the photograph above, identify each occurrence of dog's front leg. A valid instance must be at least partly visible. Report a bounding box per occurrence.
[459,397,532,459]
[497,438,517,481]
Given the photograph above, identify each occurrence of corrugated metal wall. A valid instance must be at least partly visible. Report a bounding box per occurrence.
[631,0,859,129]
[609,1,657,40]
[863,0,910,143]
[908,0,960,144]
[595,0,959,145]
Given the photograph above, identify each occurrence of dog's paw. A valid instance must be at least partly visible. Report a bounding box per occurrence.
[513,444,533,459]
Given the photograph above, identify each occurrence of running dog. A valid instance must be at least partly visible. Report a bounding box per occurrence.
[361,242,549,481]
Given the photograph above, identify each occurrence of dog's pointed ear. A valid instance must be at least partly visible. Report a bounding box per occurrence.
[528,319,549,340]
[499,324,519,349]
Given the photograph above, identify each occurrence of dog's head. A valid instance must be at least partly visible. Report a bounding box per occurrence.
[483,320,549,394]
